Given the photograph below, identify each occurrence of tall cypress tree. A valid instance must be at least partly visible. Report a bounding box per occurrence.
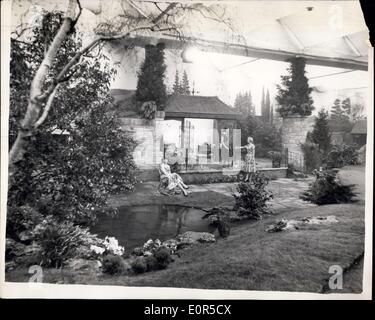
[181,70,191,95]
[172,70,181,95]
[265,88,271,123]
[261,87,265,118]
[136,43,167,110]
[276,57,314,117]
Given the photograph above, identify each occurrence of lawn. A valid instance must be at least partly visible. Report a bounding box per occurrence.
[6,203,364,293]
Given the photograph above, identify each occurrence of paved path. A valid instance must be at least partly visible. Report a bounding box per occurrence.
[109,176,317,212]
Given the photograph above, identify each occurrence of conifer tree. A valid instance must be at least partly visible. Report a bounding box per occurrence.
[264,88,271,123]
[181,70,191,95]
[136,43,167,110]
[311,109,331,154]
[276,57,314,117]
[341,97,351,116]
[330,98,344,119]
[261,87,265,118]
[172,70,181,95]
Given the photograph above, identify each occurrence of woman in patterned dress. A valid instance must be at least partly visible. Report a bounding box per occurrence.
[159,158,189,196]
[240,136,256,182]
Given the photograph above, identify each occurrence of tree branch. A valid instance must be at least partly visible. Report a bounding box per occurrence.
[34,84,60,129]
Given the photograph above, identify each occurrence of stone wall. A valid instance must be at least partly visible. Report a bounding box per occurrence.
[281,116,314,170]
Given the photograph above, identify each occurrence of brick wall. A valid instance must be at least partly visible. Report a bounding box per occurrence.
[281,116,314,170]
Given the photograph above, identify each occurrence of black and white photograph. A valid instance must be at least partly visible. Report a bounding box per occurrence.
[0,0,372,299]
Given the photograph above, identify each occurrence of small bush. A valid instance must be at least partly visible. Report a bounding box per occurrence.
[300,142,323,173]
[139,101,157,120]
[35,220,103,268]
[131,257,148,274]
[145,256,159,271]
[154,247,172,269]
[326,144,359,168]
[233,173,273,219]
[6,205,43,242]
[144,248,173,271]
[102,254,126,275]
[301,169,357,205]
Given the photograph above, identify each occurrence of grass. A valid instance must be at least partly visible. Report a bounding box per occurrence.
[6,203,364,293]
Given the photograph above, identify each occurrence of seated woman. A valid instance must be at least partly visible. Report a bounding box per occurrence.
[159,158,189,196]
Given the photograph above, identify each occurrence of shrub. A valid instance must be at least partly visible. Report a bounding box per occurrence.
[138,101,157,120]
[144,248,172,271]
[153,247,172,269]
[300,142,323,173]
[131,257,148,274]
[301,169,357,205]
[233,173,273,219]
[238,116,282,156]
[6,205,43,242]
[8,12,137,226]
[326,144,359,168]
[102,254,126,275]
[35,220,103,268]
[145,256,159,271]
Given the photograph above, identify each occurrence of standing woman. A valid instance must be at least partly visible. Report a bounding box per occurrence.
[240,136,256,182]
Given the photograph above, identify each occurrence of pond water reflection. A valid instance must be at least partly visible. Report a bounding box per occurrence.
[90,205,215,250]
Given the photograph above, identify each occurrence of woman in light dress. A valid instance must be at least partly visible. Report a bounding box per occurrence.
[239,136,256,182]
[159,158,189,196]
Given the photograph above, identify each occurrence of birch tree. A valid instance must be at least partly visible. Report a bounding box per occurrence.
[9,0,234,185]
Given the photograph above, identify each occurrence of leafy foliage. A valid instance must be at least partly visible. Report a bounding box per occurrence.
[300,141,323,173]
[301,169,357,205]
[136,43,167,112]
[8,11,137,225]
[35,219,104,268]
[102,254,126,275]
[233,173,273,219]
[326,144,359,168]
[276,57,314,117]
[328,98,353,132]
[311,109,331,155]
[173,70,191,95]
[139,101,157,120]
[131,256,148,273]
[6,205,43,242]
[238,115,282,157]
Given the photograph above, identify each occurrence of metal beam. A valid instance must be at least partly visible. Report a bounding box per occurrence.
[115,34,368,71]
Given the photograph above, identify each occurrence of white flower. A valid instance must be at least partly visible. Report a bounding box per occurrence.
[103,236,125,256]
[90,245,105,255]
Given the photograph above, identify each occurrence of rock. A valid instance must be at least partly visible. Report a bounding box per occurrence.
[6,238,26,258]
[5,261,16,272]
[162,239,178,253]
[132,247,144,256]
[23,243,42,256]
[176,231,215,246]
[266,215,339,232]
[65,258,102,273]
[19,230,34,243]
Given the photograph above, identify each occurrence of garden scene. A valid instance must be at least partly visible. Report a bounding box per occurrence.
[5,1,368,293]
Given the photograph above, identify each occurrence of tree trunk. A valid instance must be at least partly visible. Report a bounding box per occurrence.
[8,0,77,184]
